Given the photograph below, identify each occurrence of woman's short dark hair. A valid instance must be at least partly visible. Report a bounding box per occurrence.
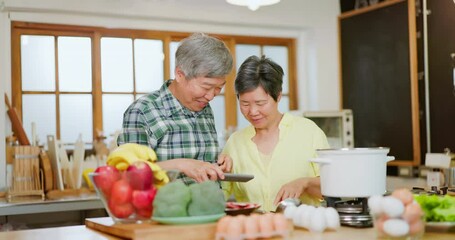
[235,55,284,101]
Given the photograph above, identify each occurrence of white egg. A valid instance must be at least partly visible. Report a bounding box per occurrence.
[383,219,410,237]
[293,204,308,227]
[368,195,384,216]
[324,207,340,230]
[382,196,405,218]
[302,205,316,229]
[309,207,327,233]
[284,204,297,220]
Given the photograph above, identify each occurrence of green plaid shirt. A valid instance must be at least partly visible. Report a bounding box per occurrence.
[117,80,220,184]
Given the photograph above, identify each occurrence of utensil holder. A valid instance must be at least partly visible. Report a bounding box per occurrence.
[7,146,45,202]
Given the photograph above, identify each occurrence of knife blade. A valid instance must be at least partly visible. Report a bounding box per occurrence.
[220,173,254,182]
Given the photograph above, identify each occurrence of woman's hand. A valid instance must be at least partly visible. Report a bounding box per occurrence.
[217,154,232,173]
[273,177,322,206]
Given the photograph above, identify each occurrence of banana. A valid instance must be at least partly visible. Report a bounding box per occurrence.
[106,143,169,188]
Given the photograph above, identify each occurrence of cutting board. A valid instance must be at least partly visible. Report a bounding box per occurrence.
[85,217,217,240]
[39,150,54,191]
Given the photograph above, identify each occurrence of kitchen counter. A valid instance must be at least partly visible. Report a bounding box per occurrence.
[0,195,103,216]
[0,220,453,240]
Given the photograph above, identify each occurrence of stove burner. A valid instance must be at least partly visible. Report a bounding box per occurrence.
[324,197,373,228]
[339,214,373,228]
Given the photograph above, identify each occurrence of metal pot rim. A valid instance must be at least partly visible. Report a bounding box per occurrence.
[316,147,390,152]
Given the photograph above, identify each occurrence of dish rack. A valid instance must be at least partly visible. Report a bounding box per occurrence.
[7,146,45,202]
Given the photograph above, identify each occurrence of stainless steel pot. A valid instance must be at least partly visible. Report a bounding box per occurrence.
[309,147,395,198]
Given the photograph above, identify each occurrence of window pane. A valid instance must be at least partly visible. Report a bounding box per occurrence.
[264,46,289,94]
[22,94,56,147]
[102,94,134,138]
[169,41,179,80]
[236,104,250,130]
[58,37,92,92]
[21,35,55,91]
[60,94,93,143]
[235,44,261,73]
[278,96,290,113]
[101,37,133,92]
[210,96,225,147]
[134,39,164,92]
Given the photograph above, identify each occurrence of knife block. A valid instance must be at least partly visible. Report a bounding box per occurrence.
[6,146,45,203]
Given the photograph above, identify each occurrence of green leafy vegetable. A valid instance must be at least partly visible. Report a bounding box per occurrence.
[187,181,226,216]
[153,181,191,217]
[414,195,455,222]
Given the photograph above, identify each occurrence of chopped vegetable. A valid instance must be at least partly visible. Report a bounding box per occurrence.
[153,181,191,217]
[187,181,226,216]
[414,195,455,222]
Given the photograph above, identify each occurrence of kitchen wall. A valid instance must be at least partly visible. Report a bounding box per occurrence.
[0,0,341,190]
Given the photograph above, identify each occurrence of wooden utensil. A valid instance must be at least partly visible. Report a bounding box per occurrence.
[47,135,64,190]
[39,150,54,191]
[4,94,30,145]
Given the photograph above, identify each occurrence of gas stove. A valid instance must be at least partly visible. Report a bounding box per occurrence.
[324,197,373,228]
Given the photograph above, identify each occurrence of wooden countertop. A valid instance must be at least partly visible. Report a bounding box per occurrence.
[0,219,452,240]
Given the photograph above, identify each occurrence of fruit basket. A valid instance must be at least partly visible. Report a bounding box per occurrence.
[89,164,157,224]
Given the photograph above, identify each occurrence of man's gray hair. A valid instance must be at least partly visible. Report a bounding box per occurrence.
[175,33,233,79]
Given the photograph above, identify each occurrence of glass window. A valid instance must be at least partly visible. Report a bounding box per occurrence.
[210,96,225,135]
[21,35,55,91]
[101,37,134,92]
[235,44,261,72]
[134,39,164,92]
[22,94,57,146]
[13,24,296,146]
[58,37,92,92]
[102,94,134,138]
[60,94,93,143]
[263,46,289,94]
[169,41,179,80]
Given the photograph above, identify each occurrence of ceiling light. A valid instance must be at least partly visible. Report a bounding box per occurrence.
[226,0,281,11]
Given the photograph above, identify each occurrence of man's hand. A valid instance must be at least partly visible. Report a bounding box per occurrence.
[179,159,225,182]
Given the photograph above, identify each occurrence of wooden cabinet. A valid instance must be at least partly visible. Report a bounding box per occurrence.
[339,0,455,167]
[426,0,455,154]
[338,0,421,166]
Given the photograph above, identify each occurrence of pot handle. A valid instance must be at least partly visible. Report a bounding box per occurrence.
[386,156,395,162]
[308,158,332,164]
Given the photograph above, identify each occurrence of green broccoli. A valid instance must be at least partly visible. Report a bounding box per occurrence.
[187,181,226,216]
[153,181,191,217]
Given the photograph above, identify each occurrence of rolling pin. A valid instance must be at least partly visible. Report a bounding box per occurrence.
[4,93,30,145]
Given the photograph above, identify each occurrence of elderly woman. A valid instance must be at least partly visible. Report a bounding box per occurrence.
[222,55,330,212]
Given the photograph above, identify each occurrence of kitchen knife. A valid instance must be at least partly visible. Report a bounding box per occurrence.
[220,173,254,182]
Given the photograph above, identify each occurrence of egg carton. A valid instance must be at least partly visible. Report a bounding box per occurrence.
[215,229,291,240]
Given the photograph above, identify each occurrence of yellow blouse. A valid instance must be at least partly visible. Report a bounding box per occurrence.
[222,113,330,212]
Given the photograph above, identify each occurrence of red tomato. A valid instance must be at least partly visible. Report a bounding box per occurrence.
[110,179,133,204]
[93,166,120,197]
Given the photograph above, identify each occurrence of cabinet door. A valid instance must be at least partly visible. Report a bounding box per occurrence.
[339,0,421,166]
[427,0,455,153]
